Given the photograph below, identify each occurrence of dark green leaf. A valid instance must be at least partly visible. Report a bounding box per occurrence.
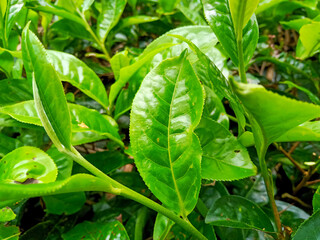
[0,224,19,240]
[292,210,320,240]
[154,213,175,240]
[43,192,86,215]
[62,221,129,240]
[0,78,33,106]
[206,195,274,232]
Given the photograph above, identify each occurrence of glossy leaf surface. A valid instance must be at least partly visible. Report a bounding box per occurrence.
[47,50,109,109]
[130,53,203,217]
[0,146,57,184]
[0,101,123,146]
[154,213,175,240]
[206,195,274,232]
[232,81,320,155]
[229,0,259,39]
[292,210,320,240]
[62,221,129,240]
[97,0,127,42]
[3,0,24,42]
[195,118,256,181]
[22,24,72,152]
[298,22,320,59]
[115,26,223,119]
[202,0,259,66]
[0,174,111,202]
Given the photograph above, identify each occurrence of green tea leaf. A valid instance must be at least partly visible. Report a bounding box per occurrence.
[281,81,320,105]
[206,195,274,232]
[0,207,16,222]
[195,118,256,181]
[0,174,112,202]
[0,146,57,184]
[292,210,320,240]
[232,81,320,156]
[130,52,204,217]
[0,224,19,240]
[25,0,84,26]
[0,101,123,147]
[3,0,24,43]
[0,52,14,79]
[43,192,86,215]
[0,133,23,158]
[298,22,320,59]
[229,0,259,39]
[0,78,33,106]
[47,50,109,110]
[202,0,259,66]
[114,26,222,119]
[22,24,72,152]
[62,221,129,240]
[154,213,175,240]
[313,187,320,212]
[97,0,127,42]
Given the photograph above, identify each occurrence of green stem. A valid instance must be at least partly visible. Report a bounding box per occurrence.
[79,12,111,61]
[259,148,283,239]
[68,147,207,240]
[237,39,247,84]
[134,207,149,240]
[196,198,208,217]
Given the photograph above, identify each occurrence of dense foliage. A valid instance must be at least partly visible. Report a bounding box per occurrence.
[1,0,320,239]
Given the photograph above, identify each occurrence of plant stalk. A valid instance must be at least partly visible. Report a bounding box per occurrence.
[79,12,111,61]
[259,148,283,239]
[68,147,207,240]
[237,39,247,84]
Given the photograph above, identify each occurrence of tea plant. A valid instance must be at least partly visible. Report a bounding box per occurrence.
[1,0,320,239]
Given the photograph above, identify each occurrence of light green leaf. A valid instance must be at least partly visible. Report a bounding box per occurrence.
[0,174,112,202]
[159,0,179,12]
[195,118,256,181]
[109,43,177,108]
[116,15,159,30]
[177,0,207,25]
[0,146,57,184]
[97,0,127,42]
[25,0,84,26]
[0,207,16,222]
[22,24,72,152]
[229,0,259,39]
[0,52,14,79]
[231,81,320,157]
[0,101,123,147]
[154,213,175,240]
[206,195,274,232]
[292,210,320,240]
[47,50,109,110]
[114,26,222,119]
[202,0,259,66]
[313,188,320,212]
[170,34,246,132]
[4,0,24,43]
[298,22,320,59]
[130,52,204,217]
[62,221,129,240]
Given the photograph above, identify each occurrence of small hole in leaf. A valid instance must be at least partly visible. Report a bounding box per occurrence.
[234,150,240,153]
